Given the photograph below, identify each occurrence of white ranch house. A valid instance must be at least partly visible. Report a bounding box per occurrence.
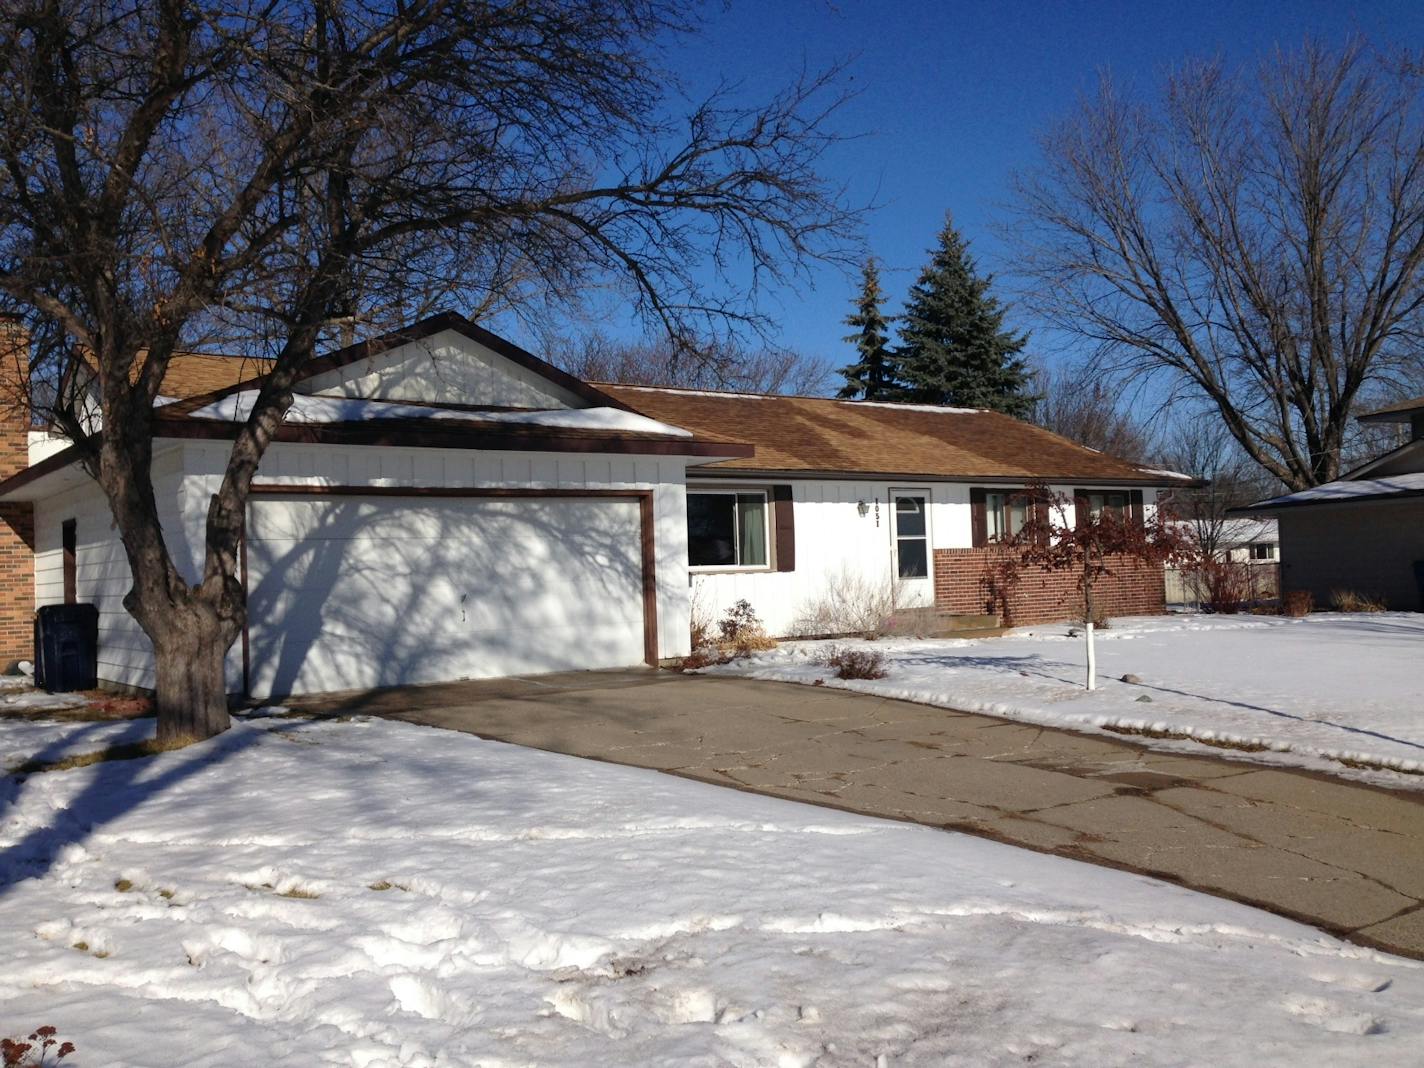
[0,315,1189,699]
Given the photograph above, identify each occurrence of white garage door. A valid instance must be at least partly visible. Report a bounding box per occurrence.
[243,494,648,699]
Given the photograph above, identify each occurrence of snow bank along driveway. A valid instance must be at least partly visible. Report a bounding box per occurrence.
[711,613,1424,788]
[2,715,1422,1066]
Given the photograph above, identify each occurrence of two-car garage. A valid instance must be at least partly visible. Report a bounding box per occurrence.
[240,489,655,700]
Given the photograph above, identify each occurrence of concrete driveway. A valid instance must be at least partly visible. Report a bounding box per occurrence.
[290,668,1424,959]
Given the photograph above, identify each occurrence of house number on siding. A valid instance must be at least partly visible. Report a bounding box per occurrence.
[875,500,880,527]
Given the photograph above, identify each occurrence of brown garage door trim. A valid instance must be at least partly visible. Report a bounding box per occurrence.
[240,484,659,698]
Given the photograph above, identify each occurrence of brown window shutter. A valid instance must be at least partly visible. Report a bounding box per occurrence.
[969,488,987,547]
[771,485,795,572]
[1129,489,1145,525]
[1034,492,1051,546]
[62,518,76,604]
[1073,488,1090,529]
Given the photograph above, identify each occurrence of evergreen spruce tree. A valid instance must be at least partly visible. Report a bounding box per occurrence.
[836,258,899,399]
[895,216,1034,415]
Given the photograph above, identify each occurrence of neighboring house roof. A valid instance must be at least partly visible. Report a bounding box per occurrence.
[597,384,1191,485]
[1358,393,1424,423]
[1237,399,1424,512]
[1236,472,1424,512]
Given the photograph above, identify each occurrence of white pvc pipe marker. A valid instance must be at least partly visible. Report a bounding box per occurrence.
[1085,621,1097,691]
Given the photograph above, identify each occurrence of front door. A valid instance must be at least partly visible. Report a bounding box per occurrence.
[891,489,934,608]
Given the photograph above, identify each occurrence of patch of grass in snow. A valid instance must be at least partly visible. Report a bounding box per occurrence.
[367,881,409,892]
[1336,755,1424,776]
[1101,723,1424,777]
[1100,723,1270,753]
[243,881,320,899]
[113,879,179,901]
[8,734,199,776]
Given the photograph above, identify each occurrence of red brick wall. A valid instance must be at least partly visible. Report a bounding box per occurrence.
[0,318,34,665]
[934,547,1166,627]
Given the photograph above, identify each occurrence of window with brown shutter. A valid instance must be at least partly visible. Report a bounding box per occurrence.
[969,488,987,547]
[1078,489,1131,523]
[687,491,769,568]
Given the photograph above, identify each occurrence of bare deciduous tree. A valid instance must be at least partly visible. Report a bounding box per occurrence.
[0,0,857,739]
[552,331,831,395]
[1014,40,1424,491]
[1030,363,1154,461]
[1155,418,1271,562]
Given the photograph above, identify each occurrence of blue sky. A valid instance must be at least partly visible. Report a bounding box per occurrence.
[500,1,1424,382]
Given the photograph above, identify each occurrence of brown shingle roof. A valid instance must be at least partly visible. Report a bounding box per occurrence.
[72,348,273,399]
[158,352,274,398]
[598,384,1178,484]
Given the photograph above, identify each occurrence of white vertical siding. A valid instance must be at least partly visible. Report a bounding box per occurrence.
[689,479,1159,637]
[302,330,587,409]
[33,447,191,690]
[32,440,695,692]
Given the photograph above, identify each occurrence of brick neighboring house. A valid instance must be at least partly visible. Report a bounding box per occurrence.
[0,314,1194,694]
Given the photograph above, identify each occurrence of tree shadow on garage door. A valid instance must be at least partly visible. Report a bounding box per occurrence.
[246,496,656,700]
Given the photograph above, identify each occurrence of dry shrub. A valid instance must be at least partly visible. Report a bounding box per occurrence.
[789,569,896,638]
[689,615,711,653]
[821,646,888,680]
[674,599,774,669]
[1329,589,1388,613]
[3,1027,75,1067]
[1197,558,1250,614]
[675,646,731,671]
[688,581,714,653]
[717,599,777,655]
[1282,589,1314,617]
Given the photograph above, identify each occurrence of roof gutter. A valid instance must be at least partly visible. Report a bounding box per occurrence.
[1230,488,1424,515]
[685,465,1206,489]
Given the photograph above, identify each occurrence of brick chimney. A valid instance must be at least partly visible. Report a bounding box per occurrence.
[0,314,35,666]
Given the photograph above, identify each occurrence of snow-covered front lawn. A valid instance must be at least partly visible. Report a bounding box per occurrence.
[2,714,1422,1066]
[708,612,1424,787]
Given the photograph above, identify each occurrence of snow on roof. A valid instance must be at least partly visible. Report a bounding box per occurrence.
[1172,517,1277,544]
[1222,517,1278,543]
[186,391,694,438]
[602,384,792,402]
[1133,466,1195,482]
[1250,472,1424,509]
[850,400,984,414]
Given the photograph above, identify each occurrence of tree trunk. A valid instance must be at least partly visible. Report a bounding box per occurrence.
[147,601,235,742]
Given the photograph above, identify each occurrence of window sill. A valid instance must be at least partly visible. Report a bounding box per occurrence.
[689,565,775,575]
